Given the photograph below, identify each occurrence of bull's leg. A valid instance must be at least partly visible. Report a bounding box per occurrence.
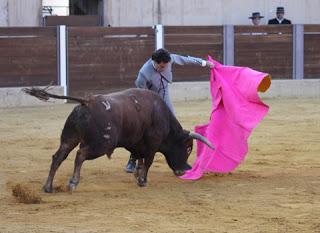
[43,143,77,193]
[134,158,144,184]
[68,146,91,192]
[136,154,155,187]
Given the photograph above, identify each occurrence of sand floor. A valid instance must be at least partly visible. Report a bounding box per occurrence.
[0,97,319,233]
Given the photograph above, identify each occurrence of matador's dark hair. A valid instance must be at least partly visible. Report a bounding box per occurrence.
[151,48,171,64]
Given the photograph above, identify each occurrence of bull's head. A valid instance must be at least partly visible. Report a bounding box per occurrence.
[161,130,214,176]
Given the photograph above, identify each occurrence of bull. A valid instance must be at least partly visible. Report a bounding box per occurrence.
[23,87,214,193]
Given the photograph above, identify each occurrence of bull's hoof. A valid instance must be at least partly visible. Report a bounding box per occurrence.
[68,183,77,193]
[137,178,147,187]
[134,167,144,179]
[43,185,53,193]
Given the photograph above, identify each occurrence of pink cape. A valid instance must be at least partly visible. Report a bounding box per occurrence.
[180,57,271,180]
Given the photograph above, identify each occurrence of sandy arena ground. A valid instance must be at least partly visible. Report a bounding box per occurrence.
[0,97,319,233]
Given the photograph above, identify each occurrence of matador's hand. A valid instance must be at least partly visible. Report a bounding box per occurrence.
[206,61,215,69]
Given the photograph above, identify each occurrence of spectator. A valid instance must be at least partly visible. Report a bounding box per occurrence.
[268,7,291,24]
[249,12,264,26]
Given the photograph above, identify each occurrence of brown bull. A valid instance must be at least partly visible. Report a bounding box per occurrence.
[23,87,214,192]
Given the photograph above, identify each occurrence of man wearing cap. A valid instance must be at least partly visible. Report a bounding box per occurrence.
[268,7,291,24]
[249,12,264,26]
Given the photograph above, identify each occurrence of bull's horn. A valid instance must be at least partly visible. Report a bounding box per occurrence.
[189,132,215,150]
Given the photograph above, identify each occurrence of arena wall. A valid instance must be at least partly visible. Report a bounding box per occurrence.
[104,0,320,27]
[169,79,320,101]
[1,80,319,108]
[1,0,320,27]
[0,86,64,108]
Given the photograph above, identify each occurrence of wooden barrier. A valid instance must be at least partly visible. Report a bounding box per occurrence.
[0,27,57,87]
[0,25,319,94]
[164,26,223,81]
[67,27,155,96]
[304,25,320,79]
[235,25,293,79]
[44,15,102,27]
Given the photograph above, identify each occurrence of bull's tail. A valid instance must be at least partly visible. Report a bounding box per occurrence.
[23,86,88,105]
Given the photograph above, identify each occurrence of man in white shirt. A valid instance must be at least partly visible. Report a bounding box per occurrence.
[268,7,291,24]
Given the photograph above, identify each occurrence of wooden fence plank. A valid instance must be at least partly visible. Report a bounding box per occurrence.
[235,25,293,79]
[164,26,223,82]
[304,25,320,33]
[304,24,320,79]
[0,27,57,87]
[68,27,155,96]
[165,26,223,34]
[45,15,102,27]
[235,25,292,34]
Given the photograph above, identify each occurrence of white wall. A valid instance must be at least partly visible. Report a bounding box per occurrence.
[0,0,8,26]
[104,0,320,26]
[1,0,320,27]
[42,0,69,16]
[8,0,42,26]
[0,0,42,26]
[104,0,158,26]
